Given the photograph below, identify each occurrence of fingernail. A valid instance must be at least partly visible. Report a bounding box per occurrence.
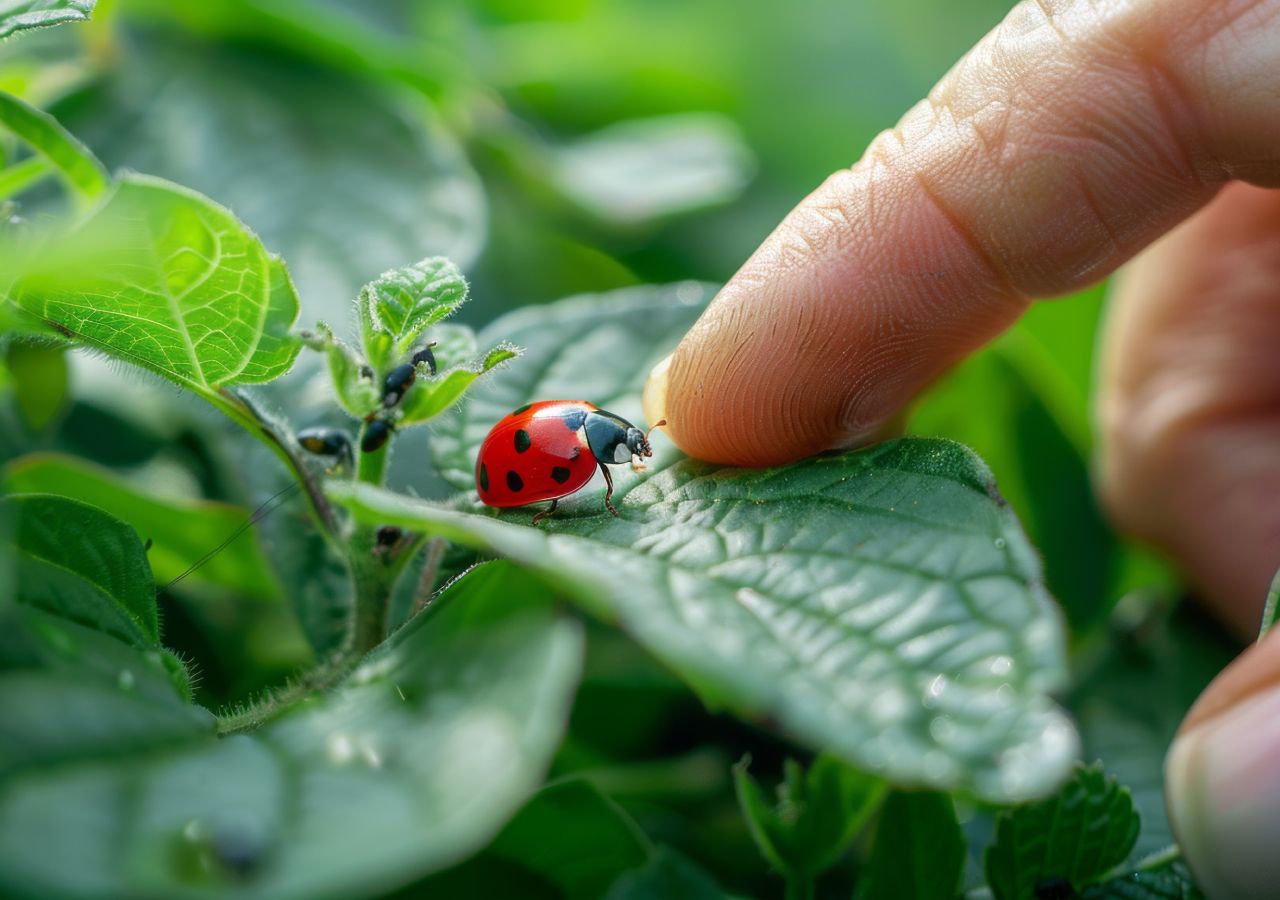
[1166,683,1280,899]
[643,353,671,429]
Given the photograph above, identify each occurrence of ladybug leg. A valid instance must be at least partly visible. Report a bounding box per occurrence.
[531,498,558,525]
[599,463,619,517]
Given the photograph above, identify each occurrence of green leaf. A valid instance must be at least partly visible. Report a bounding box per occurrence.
[3,340,67,432]
[0,0,93,39]
[426,777,651,899]
[604,848,736,900]
[348,284,1078,803]
[400,341,519,425]
[553,113,755,227]
[857,791,965,900]
[303,321,381,418]
[54,34,485,319]
[0,90,107,201]
[4,452,279,598]
[734,754,884,878]
[2,493,157,646]
[11,174,302,393]
[0,560,585,897]
[985,763,1141,900]
[359,256,468,364]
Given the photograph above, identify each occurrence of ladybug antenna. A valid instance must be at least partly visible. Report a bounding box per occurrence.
[645,419,667,441]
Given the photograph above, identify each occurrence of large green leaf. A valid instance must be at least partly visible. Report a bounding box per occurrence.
[54,34,485,319]
[0,560,584,898]
[5,453,279,598]
[11,174,302,393]
[347,284,1078,803]
[0,0,94,40]
[985,763,1140,900]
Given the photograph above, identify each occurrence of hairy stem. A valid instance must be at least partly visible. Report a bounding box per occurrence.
[213,387,340,541]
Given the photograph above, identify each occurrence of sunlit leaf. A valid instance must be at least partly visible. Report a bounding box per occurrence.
[11,174,301,393]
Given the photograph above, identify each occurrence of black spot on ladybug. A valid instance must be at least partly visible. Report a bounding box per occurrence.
[562,409,587,431]
[514,429,532,453]
[513,403,533,415]
[1033,878,1076,900]
[569,446,581,460]
[479,463,489,491]
[507,470,524,492]
[551,466,571,484]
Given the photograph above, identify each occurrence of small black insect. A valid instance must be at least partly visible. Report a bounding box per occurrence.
[298,427,352,457]
[411,342,438,376]
[361,417,395,453]
[381,363,416,408]
[298,426,354,470]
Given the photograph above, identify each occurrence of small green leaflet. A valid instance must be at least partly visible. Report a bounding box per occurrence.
[734,754,884,881]
[359,256,468,366]
[985,763,1141,899]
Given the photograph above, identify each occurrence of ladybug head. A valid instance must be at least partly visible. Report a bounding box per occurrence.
[624,427,653,459]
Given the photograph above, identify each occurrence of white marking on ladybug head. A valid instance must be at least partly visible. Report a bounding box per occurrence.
[614,444,631,463]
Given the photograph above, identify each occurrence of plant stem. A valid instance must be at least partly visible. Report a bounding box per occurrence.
[347,422,396,652]
[212,387,339,540]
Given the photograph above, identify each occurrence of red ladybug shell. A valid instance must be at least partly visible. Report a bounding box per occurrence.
[476,400,600,507]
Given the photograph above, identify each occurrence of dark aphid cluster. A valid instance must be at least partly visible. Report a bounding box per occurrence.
[362,343,439,453]
[381,343,438,408]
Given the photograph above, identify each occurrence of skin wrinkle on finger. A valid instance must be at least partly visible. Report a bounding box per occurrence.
[657,0,1280,465]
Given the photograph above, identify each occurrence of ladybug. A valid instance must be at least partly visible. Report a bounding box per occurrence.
[476,401,664,523]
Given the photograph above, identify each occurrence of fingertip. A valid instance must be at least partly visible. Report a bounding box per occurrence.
[1166,680,1280,900]
[642,352,671,434]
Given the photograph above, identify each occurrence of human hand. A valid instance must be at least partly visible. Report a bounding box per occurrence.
[641,2,1280,897]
